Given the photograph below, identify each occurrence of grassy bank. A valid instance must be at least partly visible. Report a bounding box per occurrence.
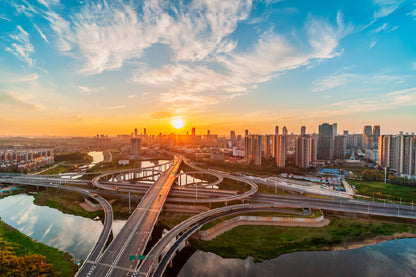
[349,180,416,203]
[191,216,415,261]
[0,220,77,277]
[33,188,104,219]
[158,211,192,230]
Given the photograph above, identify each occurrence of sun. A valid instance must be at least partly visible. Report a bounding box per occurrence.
[171,118,184,129]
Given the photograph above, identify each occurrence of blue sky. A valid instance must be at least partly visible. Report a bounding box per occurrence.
[0,0,415,136]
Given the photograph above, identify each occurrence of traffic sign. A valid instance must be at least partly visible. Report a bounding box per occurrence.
[138,255,145,260]
[129,255,136,260]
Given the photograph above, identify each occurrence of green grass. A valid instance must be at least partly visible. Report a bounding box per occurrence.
[350,180,416,203]
[192,217,415,261]
[0,220,77,277]
[33,188,104,219]
[158,211,192,230]
[39,165,72,175]
[200,209,318,231]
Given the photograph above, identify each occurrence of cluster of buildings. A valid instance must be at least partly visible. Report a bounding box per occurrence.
[242,124,383,169]
[0,149,54,170]
[378,133,416,177]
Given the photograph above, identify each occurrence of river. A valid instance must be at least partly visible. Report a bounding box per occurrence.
[178,239,416,276]
[0,194,125,260]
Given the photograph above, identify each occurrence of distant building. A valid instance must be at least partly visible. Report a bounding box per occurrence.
[334,135,347,159]
[318,123,334,160]
[332,123,337,137]
[192,127,196,136]
[263,135,274,159]
[245,129,249,137]
[378,134,416,177]
[230,130,236,145]
[282,126,288,136]
[300,126,306,136]
[130,138,142,158]
[295,136,311,168]
[275,126,279,136]
[244,135,263,165]
[275,135,287,168]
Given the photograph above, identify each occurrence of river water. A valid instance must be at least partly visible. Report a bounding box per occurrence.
[0,194,125,260]
[178,239,416,277]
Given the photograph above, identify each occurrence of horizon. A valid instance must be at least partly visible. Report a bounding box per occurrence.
[1,0,416,136]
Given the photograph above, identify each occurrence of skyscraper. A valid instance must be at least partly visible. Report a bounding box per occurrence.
[134,128,138,138]
[282,126,288,136]
[295,136,311,168]
[334,135,347,159]
[263,135,274,159]
[244,135,263,165]
[192,127,196,136]
[275,126,279,136]
[130,138,141,157]
[230,130,236,145]
[332,123,337,137]
[275,135,286,167]
[363,125,373,149]
[300,126,306,136]
[245,129,249,137]
[143,128,147,136]
[318,123,334,160]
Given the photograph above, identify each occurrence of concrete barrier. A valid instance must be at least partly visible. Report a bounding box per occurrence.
[199,212,329,241]
[163,203,210,214]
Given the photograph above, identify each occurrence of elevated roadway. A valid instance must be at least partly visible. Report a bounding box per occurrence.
[84,157,182,277]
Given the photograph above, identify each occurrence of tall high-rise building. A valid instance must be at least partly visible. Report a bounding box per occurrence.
[134,128,137,138]
[275,135,286,167]
[192,127,196,136]
[295,136,311,168]
[282,126,288,136]
[301,126,306,136]
[318,123,334,160]
[332,123,337,137]
[373,125,380,137]
[143,128,147,136]
[343,130,348,135]
[130,138,141,157]
[263,135,274,159]
[275,126,279,136]
[334,135,347,159]
[378,134,416,176]
[230,130,236,145]
[245,129,249,137]
[244,135,263,165]
[363,125,373,149]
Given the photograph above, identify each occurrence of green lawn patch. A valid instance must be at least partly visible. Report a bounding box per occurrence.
[350,180,416,203]
[192,217,415,261]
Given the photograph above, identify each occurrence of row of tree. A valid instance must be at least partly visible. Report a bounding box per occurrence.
[362,169,416,186]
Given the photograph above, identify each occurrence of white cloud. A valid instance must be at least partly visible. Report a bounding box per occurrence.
[372,22,388,32]
[373,0,405,19]
[5,26,34,66]
[0,15,11,21]
[312,74,354,92]
[370,40,377,48]
[0,73,39,83]
[78,86,103,96]
[0,91,44,110]
[34,24,49,43]
[107,105,126,110]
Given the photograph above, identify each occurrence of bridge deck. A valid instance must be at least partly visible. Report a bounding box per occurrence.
[86,157,182,277]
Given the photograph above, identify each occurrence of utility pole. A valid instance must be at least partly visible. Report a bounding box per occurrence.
[129,192,131,214]
[384,166,387,183]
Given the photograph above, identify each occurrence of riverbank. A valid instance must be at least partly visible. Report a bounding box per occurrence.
[0,219,77,277]
[191,216,416,262]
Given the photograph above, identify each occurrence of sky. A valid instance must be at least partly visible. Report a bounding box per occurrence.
[0,0,416,137]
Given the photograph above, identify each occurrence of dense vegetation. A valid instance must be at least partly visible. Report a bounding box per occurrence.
[54,152,92,164]
[192,217,415,261]
[350,180,416,203]
[0,220,77,277]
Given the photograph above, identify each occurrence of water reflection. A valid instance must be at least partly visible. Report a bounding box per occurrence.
[179,239,416,277]
[0,194,127,260]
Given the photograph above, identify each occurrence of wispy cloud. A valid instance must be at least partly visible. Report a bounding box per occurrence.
[373,0,406,19]
[0,91,44,110]
[78,86,103,96]
[0,15,11,21]
[107,105,126,110]
[370,40,377,48]
[0,73,39,83]
[5,26,34,66]
[34,24,49,43]
[312,74,355,92]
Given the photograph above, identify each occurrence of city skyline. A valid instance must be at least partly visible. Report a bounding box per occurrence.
[1,0,416,136]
